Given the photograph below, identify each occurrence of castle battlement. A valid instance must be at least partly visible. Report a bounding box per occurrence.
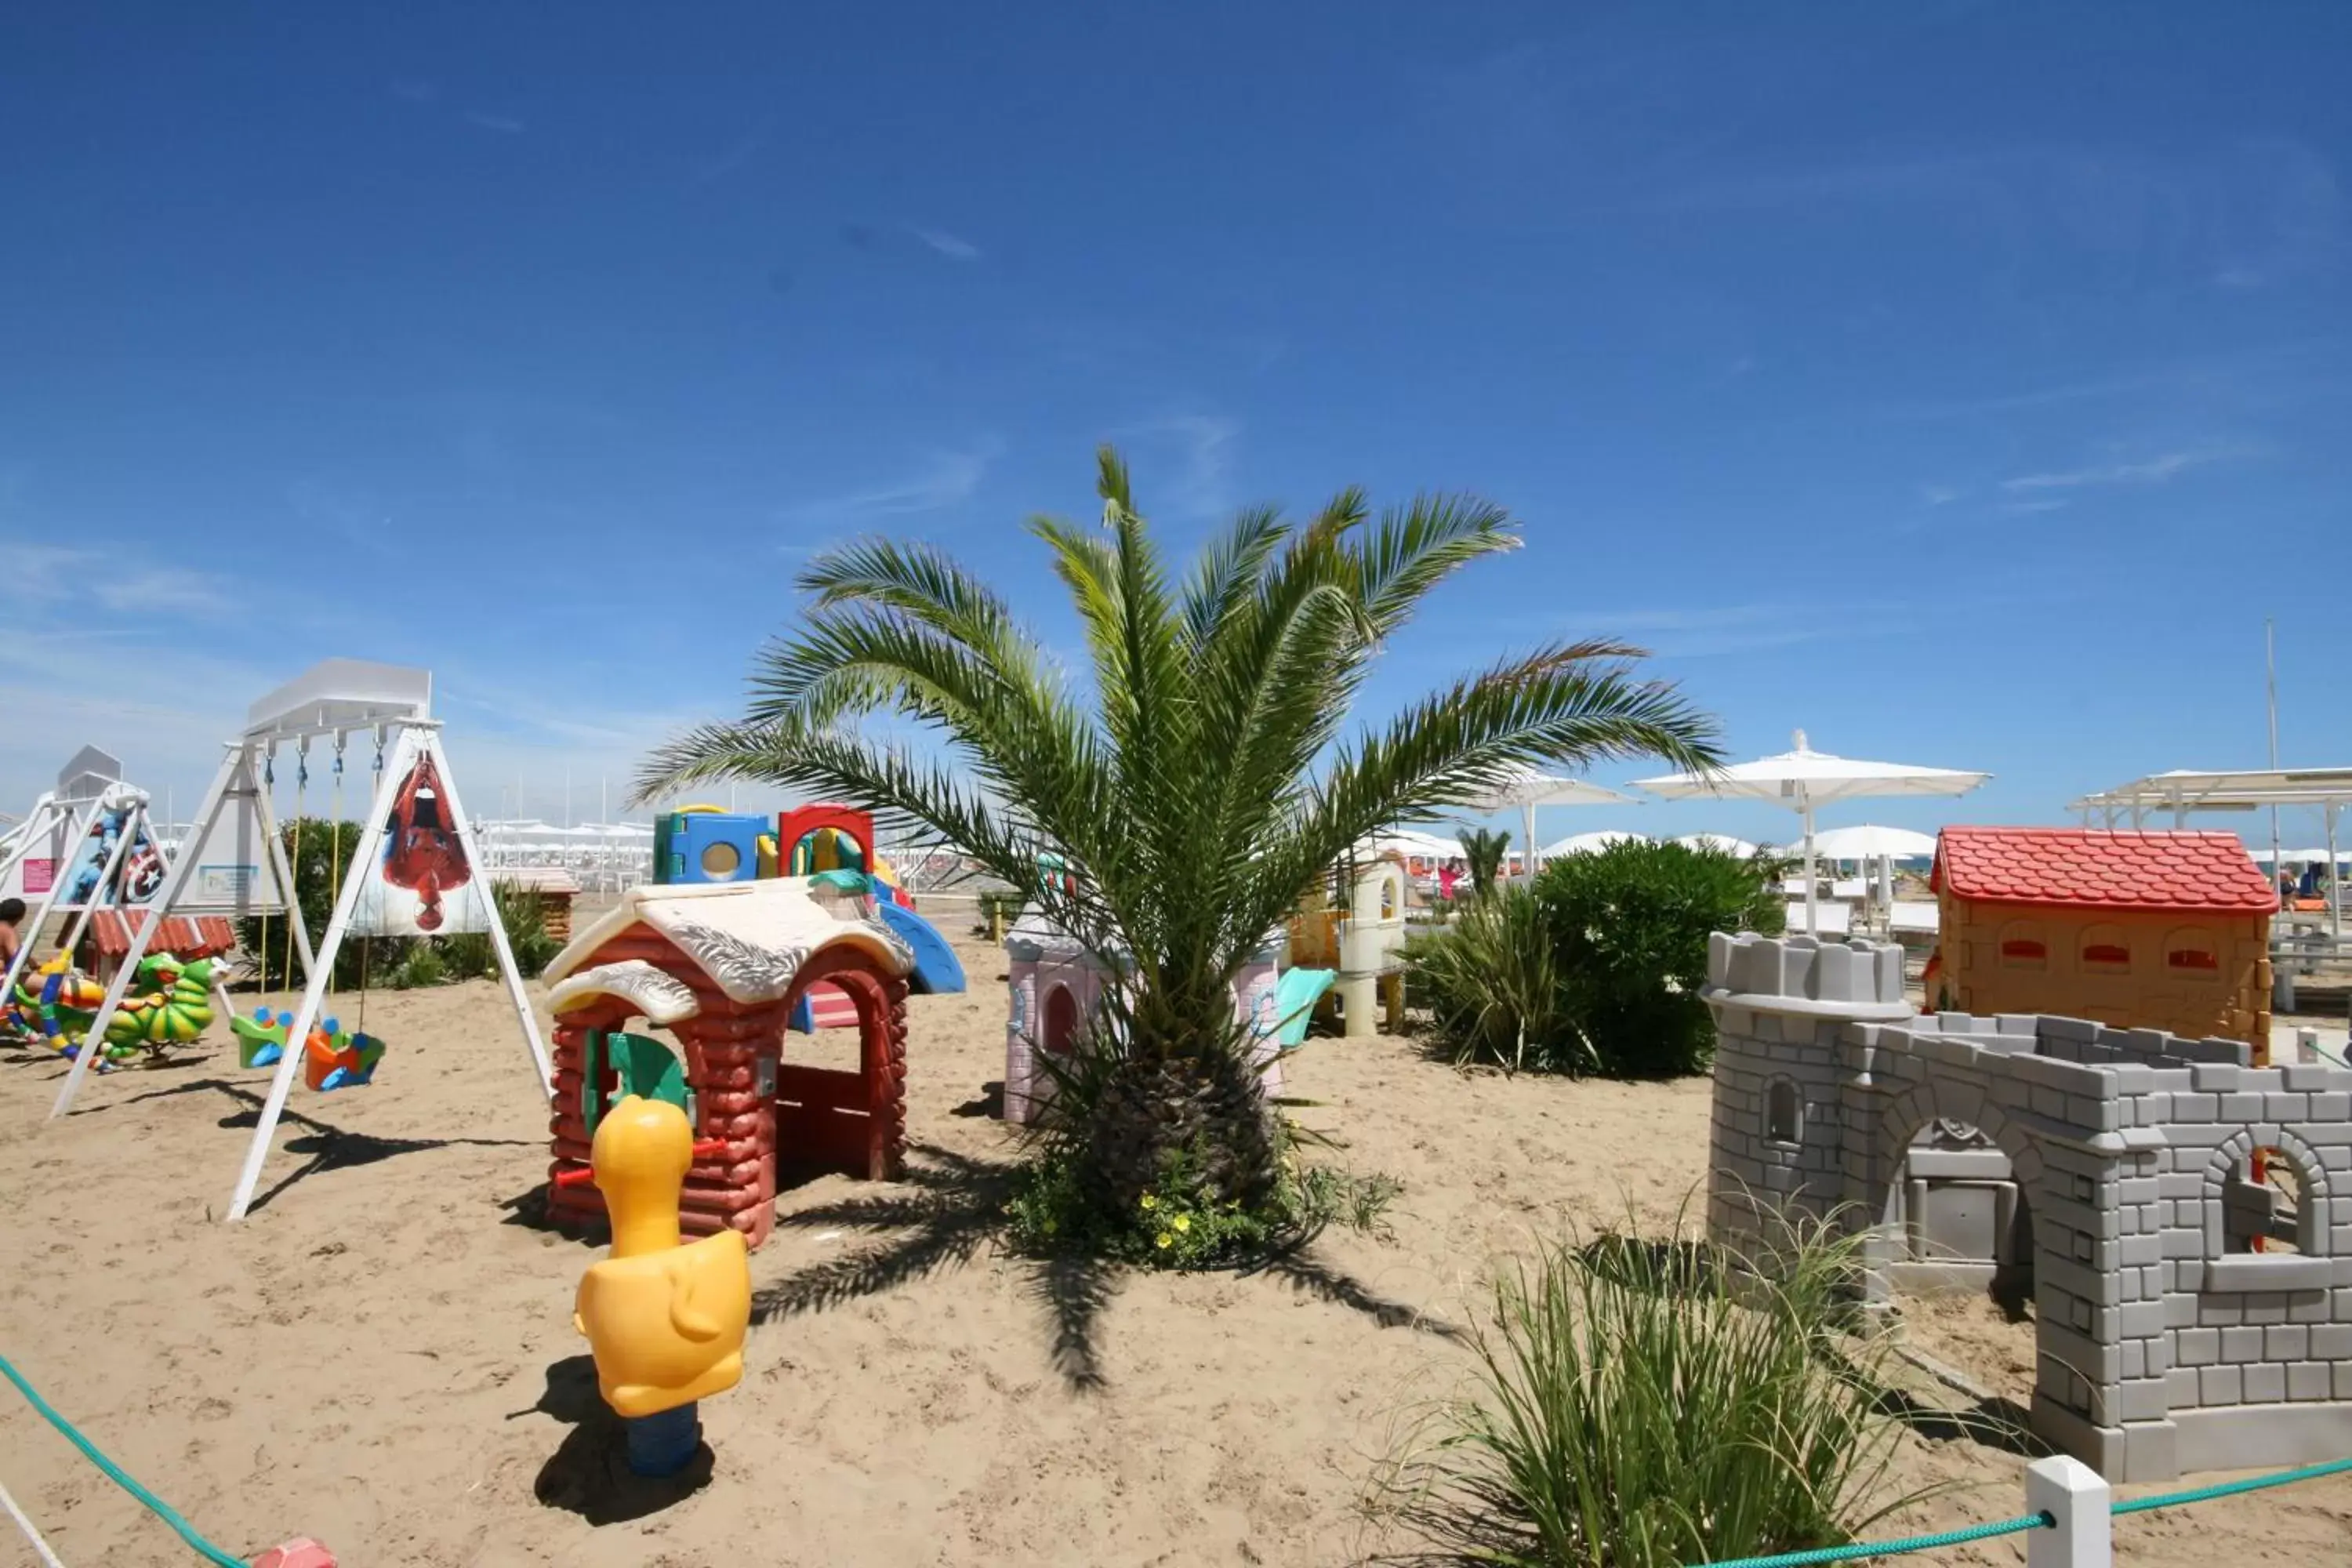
[1703,929,2352,1485]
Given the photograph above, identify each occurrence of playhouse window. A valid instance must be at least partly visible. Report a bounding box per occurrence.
[2219,1154,2306,1255]
[2165,927,2219,974]
[700,840,742,878]
[1997,920,2046,968]
[1766,1079,1804,1145]
[2079,925,2130,971]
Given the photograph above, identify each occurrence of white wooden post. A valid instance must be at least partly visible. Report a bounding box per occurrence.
[225,725,419,1220]
[418,729,553,1094]
[0,796,101,1001]
[52,771,231,1116]
[2026,1454,2110,1568]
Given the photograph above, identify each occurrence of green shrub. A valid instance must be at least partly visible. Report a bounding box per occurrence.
[234,818,407,990]
[1375,1206,1921,1568]
[1401,885,1588,1074]
[439,882,561,982]
[389,943,446,990]
[1401,840,1780,1077]
[1534,840,1783,1077]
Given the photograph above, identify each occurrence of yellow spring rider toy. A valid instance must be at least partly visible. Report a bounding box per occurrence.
[565,1095,752,1476]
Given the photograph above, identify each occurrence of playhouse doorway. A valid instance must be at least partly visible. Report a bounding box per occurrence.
[1043,984,1079,1055]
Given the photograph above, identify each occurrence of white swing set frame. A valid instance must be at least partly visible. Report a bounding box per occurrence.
[49,660,554,1224]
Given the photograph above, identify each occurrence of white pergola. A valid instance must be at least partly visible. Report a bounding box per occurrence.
[2073,767,2352,939]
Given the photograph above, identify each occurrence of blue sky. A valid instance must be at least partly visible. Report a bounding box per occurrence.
[3,3,2347,849]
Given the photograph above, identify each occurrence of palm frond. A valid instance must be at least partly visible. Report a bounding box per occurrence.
[640,448,1721,1025]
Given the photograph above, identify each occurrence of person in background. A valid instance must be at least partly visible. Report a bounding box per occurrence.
[0,897,24,974]
[1439,859,1460,902]
[2299,860,2324,899]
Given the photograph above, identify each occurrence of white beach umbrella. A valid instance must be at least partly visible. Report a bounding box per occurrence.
[1467,764,1636,883]
[1809,824,1939,861]
[1673,833,1759,856]
[1539,829,1651,858]
[1635,731,1987,935]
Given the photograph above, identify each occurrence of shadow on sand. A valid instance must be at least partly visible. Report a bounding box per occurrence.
[516,1354,714,1523]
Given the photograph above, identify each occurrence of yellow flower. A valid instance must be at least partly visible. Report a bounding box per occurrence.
[1172,1214,1192,1233]
[1156,1232,1174,1249]
[1140,1193,1159,1210]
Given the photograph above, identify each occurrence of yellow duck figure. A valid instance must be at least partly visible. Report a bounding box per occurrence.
[572,1094,751,1476]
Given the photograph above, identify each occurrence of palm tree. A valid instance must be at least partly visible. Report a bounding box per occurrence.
[1458,826,1512,900]
[638,448,1719,1231]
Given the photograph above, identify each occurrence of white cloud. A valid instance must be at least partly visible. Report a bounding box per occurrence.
[9,542,231,617]
[693,129,766,186]
[1918,484,1962,506]
[1532,601,1877,659]
[1116,414,1240,520]
[2000,448,2247,492]
[775,437,1003,530]
[1999,498,2071,514]
[911,227,981,261]
[464,111,526,135]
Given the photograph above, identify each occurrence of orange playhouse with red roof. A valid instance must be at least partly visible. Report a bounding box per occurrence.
[1925,827,2278,1051]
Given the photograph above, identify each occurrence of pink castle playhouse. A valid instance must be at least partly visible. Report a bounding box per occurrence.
[1001,905,1285,1123]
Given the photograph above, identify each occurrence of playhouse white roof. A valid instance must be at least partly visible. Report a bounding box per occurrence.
[1004,902,1283,964]
[544,878,913,1015]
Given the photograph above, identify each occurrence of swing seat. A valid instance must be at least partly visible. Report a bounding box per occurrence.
[232,1008,291,1069]
[303,1022,386,1092]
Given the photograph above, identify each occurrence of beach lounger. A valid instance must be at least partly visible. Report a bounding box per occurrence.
[1889,900,1940,935]
[1786,900,1853,935]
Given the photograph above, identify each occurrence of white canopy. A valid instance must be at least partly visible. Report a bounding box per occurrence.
[1809,824,1938,860]
[1367,829,1467,863]
[1467,765,1636,884]
[2249,846,2352,864]
[1539,829,1651,858]
[1636,731,1987,935]
[1673,833,1760,856]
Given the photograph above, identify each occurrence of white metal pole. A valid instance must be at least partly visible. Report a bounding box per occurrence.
[0,1476,67,1568]
[53,787,220,1117]
[2024,1454,2110,1568]
[1521,800,1537,885]
[2,797,107,1002]
[2328,801,2341,941]
[0,797,67,897]
[423,729,553,1094]
[1802,794,1820,937]
[49,797,146,984]
[225,726,419,1221]
[2266,618,2283,894]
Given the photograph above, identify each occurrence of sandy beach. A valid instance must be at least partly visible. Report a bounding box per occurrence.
[3,927,2348,1566]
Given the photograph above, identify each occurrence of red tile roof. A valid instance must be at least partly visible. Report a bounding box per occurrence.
[1932,827,2279,915]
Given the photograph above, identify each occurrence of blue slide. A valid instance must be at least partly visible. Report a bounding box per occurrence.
[879,898,967,995]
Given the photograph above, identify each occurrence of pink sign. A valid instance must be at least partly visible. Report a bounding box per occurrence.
[23,858,54,895]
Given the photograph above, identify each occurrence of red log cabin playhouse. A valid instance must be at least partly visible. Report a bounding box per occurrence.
[540,876,916,1247]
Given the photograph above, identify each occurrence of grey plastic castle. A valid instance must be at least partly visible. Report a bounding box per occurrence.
[1704,929,2352,1482]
